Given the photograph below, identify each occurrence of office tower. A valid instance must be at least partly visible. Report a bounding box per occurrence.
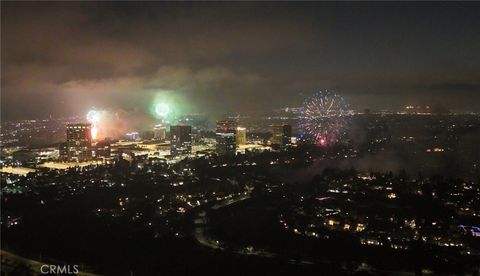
[236,127,247,146]
[216,120,237,155]
[272,124,292,147]
[154,124,167,141]
[170,125,192,156]
[63,123,92,161]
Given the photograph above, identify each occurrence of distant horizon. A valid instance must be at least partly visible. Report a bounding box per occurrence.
[3,100,478,122]
[3,107,478,124]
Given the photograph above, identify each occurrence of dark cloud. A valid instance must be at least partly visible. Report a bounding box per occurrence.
[2,2,480,120]
[416,82,480,93]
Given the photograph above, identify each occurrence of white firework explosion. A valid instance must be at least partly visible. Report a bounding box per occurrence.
[299,90,352,146]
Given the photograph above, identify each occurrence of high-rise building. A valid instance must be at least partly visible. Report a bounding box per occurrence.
[170,125,192,156]
[62,123,92,161]
[216,120,237,155]
[236,127,247,146]
[272,124,292,147]
[154,124,167,141]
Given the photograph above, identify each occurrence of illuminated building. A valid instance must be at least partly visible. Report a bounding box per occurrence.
[154,124,167,141]
[216,120,237,155]
[61,123,92,161]
[236,127,247,146]
[170,125,192,156]
[126,132,140,141]
[272,124,292,147]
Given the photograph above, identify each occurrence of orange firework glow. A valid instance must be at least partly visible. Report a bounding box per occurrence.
[87,110,101,140]
[91,125,98,140]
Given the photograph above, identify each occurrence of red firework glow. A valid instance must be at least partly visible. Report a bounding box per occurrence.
[317,136,327,146]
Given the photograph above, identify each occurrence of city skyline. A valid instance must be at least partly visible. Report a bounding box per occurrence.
[2,2,480,275]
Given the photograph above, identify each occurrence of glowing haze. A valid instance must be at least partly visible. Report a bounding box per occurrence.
[2,2,480,121]
[84,109,156,140]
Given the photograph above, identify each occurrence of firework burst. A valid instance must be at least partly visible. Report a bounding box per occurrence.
[299,90,352,146]
[86,110,102,140]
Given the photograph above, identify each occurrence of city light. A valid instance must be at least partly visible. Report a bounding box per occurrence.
[2,3,479,275]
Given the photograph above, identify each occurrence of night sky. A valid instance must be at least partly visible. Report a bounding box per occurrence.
[2,2,480,120]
